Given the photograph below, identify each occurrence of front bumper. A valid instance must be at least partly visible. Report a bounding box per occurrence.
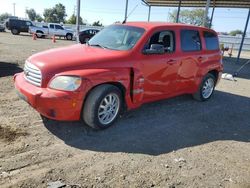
[14,73,84,121]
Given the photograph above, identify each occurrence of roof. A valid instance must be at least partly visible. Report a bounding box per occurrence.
[142,0,250,8]
[124,21,212,31]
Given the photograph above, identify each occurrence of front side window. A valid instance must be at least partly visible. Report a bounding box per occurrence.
[203,31,219,50]
[181,30,202,52]
[144,30,175,53]
[88,25,145,51]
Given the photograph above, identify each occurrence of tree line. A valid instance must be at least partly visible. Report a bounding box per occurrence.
[0,3,103,26]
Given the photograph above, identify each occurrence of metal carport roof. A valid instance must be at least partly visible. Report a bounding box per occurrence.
[142,0,250,8]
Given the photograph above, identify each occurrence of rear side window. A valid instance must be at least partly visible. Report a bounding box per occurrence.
[26,21,32,26]
[55,25,63,30]
[181,30,201,52]
[203,31,219,50]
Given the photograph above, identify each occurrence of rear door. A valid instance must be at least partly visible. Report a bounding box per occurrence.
[20,21,32,32]
[176,29,203,92]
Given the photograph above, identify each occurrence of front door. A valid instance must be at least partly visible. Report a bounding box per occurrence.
[139,30,179,101]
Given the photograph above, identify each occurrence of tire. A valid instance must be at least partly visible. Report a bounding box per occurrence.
[36,31,44,38]
[83,84,122,130]
[192,73,216,101]
[40,114,49,122]
[84,37,90,43]
[66,33,73,40]
[11,28,19,35]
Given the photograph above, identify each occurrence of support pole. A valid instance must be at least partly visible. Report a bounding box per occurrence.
[176,0,181,23]
[237,8,250,63]
[148,6,151,22]
[124,0,129,22]
[13,3,16,16]
[209,6,215,28]
[203,0,211,27]
[76,0,81,43]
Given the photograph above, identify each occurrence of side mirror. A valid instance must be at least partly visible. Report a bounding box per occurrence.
[143,44,165,55]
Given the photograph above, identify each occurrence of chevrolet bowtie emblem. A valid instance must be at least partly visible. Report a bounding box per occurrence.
[24,70,29,76]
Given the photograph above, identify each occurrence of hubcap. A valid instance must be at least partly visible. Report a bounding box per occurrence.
[98,93,120,125]
[202,78,215,99]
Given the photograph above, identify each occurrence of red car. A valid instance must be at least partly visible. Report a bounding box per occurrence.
[14,22,223,129]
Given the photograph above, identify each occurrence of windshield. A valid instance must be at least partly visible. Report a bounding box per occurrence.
[88,25,145,51]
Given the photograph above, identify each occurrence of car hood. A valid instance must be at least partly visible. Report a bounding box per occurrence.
[28,44,128,75]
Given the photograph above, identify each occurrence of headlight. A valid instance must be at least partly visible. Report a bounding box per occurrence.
[49,76,82,91]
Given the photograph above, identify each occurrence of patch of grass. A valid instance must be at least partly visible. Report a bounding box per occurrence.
[0,125,28,142]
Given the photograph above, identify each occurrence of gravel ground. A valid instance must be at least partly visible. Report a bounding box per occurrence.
[0,31,250,188]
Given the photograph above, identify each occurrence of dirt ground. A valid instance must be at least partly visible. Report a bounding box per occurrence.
[0,31,250,188]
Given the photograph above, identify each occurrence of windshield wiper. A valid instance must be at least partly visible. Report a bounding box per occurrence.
[88,43,109,49]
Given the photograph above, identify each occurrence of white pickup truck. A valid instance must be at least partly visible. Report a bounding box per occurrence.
[29,23,74,40]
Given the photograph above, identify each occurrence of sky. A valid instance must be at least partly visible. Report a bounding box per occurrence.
[0,0,249,32]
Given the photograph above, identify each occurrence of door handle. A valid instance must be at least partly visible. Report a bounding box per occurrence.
[166,59,176,65]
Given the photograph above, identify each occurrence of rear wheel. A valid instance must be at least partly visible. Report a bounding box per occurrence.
[192,73,216,101]
[83,84,122,129]
[66,33,73,40]
[11,28,19,35]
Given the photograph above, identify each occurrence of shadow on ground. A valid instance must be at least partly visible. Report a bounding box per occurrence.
[44,91,250,155]
[0,62,23,77]
[223,57,250,80]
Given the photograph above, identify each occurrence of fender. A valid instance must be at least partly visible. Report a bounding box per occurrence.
[54,68,145,110]
[194,61,223,92]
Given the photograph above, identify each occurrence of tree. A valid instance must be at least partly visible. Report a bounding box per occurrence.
[35,14,43,22]
[43,3,67,23]
[66,14,83,25]
[92,21,103,27]
[168,9,210,27]
[26,9,36,21]
[229,30,243,36]
[0,13,11,22]
[26,8,43,22]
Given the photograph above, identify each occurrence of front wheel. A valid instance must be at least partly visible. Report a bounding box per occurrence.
[83,84,122,129]
[66,33,73,40]
[36,31,44,38]
[11,28,19,35]
[192,73,216,101]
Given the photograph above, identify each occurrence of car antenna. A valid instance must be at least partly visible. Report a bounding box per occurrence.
[122,4,138,24]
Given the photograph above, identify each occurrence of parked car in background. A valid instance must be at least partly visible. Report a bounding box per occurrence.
[5,18,33,35]
[79,28,100,44]
[29,23,74,40]
[14,22,223,130]
[0,22,5,32]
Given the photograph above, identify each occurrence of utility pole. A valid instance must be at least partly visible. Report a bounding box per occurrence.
[25,7,28,19]
[13,3,16,16]
[76,0,81,43]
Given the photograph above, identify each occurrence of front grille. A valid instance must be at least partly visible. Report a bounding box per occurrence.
[24,61,42,87]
